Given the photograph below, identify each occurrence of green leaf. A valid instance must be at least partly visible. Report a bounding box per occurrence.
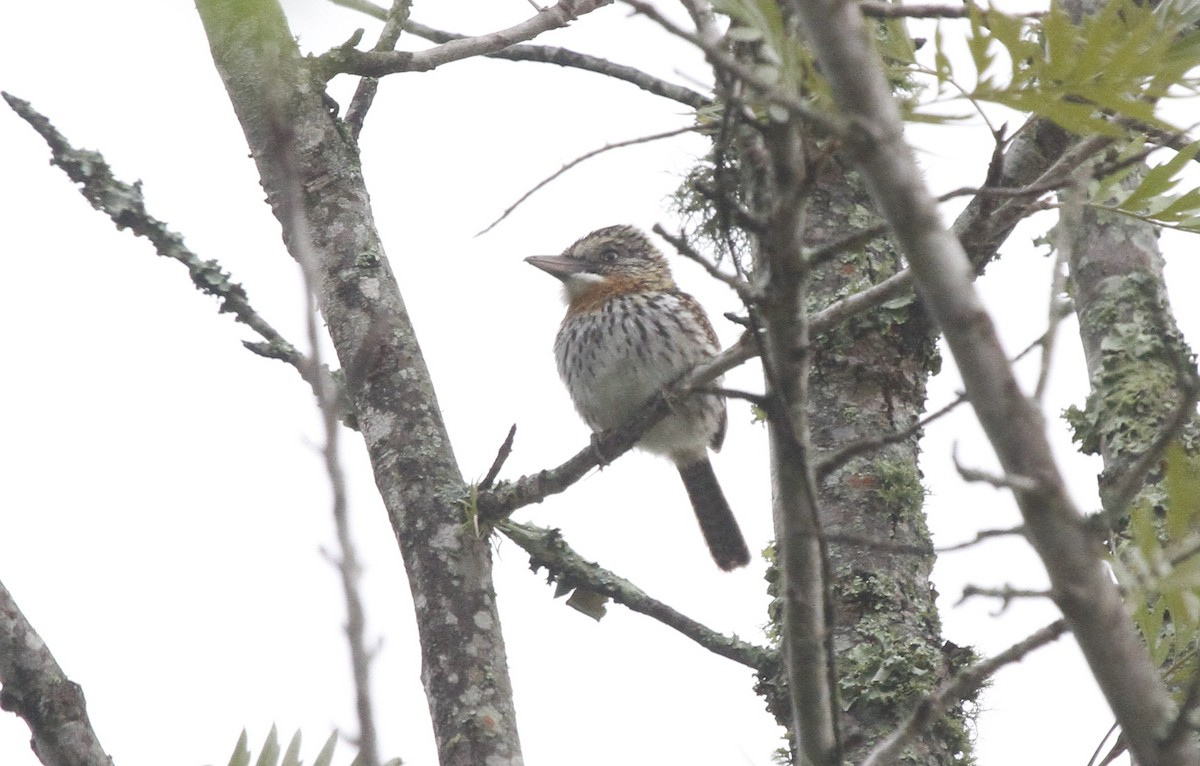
[281,730,303,766]
[255,726,281,766]
[1166,442,1200,542]
[227,730,252,766]
[312,732,339,766]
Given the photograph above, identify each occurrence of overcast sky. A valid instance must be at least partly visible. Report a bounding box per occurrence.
[3,2,1196,765]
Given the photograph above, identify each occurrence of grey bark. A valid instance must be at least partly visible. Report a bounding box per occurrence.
[193,2,524,764]
[0,578,112,766]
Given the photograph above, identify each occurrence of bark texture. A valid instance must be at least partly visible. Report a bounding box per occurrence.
[805,164,964,765]
[0,579,111,766]
[194,3,524,764]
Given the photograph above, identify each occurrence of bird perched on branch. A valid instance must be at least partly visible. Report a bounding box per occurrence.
[526,225,750,571]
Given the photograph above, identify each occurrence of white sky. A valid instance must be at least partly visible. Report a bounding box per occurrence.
[3,2,1197,765]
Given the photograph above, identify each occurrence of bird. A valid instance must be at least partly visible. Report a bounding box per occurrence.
[525,225,750,571]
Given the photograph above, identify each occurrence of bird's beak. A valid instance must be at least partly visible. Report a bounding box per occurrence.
[525,255,585,281]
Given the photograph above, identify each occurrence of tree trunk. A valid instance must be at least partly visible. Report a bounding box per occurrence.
[194,2,524,764]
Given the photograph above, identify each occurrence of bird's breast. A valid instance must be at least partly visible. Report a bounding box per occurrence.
[553,291,717,432]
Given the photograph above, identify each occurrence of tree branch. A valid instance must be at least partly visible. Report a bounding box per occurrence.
[0,91,355,429]
[318,0,612,78]
[496,520,773,671]
[480,126,701,236]
[344,0,413,138]
[328,0,710,108]
[0,578,111,766]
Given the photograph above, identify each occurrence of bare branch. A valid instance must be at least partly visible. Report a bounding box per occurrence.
[958,584,1054,610]
[860,620,1069,766]
[936,525,1026,553]
[815,390,970,481]
[403,19,710,108]
[480,425,518,491]
[345,0,413,138]
[0,578,111,766]
[808,269,913,330]
[318,0,613,77]
[1033,247,1072,404]
[329,0,711,107]
[653,223,758,302]
[952,446,1040,493]
[479,126,699,236]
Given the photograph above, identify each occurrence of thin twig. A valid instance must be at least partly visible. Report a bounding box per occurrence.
[1087,722,1123,766]
[815,390,970,481]
[860,620,1069,766]
[480,425,518,490]
[265,83,383,766]
[478,126,699,236]
[318,0,613,78]
[329,0,710,107]
[936,525,1026,553]
[957,584,1053,610]
[952,445,1039,492]
[653,223,758,301]
[1034,239,1072,404]
[345,0,413,138]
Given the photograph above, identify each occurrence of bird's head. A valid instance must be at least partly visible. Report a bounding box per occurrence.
[525,225,677,308]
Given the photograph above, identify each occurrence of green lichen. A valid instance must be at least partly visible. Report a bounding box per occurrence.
[874,458,930,519]
[1065,272,1199,458]
[835,570,979,765]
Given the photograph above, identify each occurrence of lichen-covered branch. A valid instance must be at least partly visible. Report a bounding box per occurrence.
[0,578,111,766]
[0,91,355,427]
[496,520,773,671]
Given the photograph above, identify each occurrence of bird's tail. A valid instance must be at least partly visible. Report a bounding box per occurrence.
[677,458,750,571]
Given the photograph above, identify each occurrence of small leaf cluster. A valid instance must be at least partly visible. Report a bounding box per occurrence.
[1091,139,1200,233]
[215,726,399,766]
[953,0,1200,136]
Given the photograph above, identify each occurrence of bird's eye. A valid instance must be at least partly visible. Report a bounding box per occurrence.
[600,248,619,264]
